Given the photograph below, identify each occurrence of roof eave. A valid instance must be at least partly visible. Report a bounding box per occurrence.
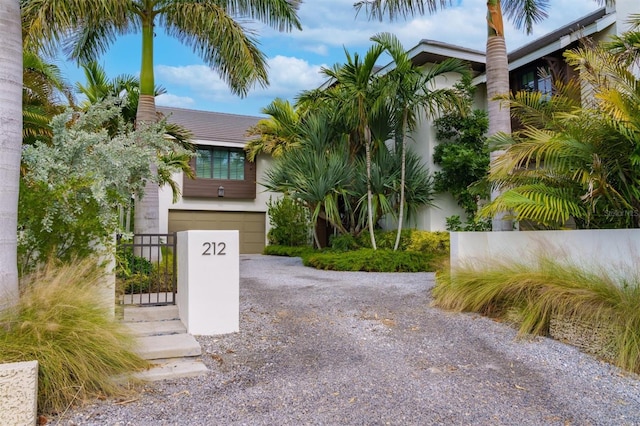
[472,7,614,85]
[508,10,615,71]
[377,39,486,76]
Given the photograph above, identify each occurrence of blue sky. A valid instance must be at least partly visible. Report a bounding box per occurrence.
[58,0,602,117]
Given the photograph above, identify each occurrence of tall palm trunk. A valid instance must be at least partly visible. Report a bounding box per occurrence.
[394,110,408,251]
[0,0,22,309]
[134,17,161,259]
[134,95,161,232]
[486,0,513,231]
[364,125,378,250]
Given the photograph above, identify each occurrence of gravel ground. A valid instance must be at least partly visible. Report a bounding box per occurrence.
[54,255,640,425]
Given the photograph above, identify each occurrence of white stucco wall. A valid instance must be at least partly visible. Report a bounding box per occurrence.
[176,230,239,335]
[451,229,640,282]
[609,0,637,34]
[401,70,469,231]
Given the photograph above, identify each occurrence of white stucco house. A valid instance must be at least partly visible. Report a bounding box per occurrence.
[393,0,636,231]
[157,1,637,251]
[157,107,275,254]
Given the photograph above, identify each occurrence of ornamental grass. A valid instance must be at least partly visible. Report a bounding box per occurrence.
[433,256,640,373]
[0,259,148,414]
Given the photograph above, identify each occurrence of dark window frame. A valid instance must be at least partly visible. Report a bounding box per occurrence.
[183,144,256,199]
[512,65,552,99]
[195,146,245,180]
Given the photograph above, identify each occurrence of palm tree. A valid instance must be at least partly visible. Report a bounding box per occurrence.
[354,0,612,231]
[263,113,354,248]
[479,39,640,229]
[77,61,193,148]
[352,143,436,236]
[76,61,144,114]
[0,0,22,309]
[22,0,302,241]
[23,50,74,145]
[604,13,640,66]
[320,44,388,249]
[245,98,303,162]
[373,32,468,249]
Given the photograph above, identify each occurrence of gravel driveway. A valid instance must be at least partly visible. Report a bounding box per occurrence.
[56,255,640,425]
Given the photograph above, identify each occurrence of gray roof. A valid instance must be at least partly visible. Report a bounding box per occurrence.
[408,39,486,73]
[508,7,608,62]
[157,106,262,144]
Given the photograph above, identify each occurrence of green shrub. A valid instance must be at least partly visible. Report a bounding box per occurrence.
[0,260,148,414]
[120,273,151,294]
[406,231,450,254]
[329,233,360,251]
[351,230,449,255]
[432,78,489,217]
[303,249,436,272]
[434,256,640,373]
[446,214,491,232]
[116,245,175,295]
[18,101,192,274]
[368,230,413,251]
[263,245,315,258]
[152,248,176,292]
[117,247,153,277]
[267,196,311,246]
[267,230,449,272]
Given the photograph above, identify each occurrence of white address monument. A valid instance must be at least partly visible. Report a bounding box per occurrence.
[176,230,239,335]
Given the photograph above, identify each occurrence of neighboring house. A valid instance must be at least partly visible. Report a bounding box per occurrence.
[397,0,636,231]
[157,2,636,246]
[157,106,276,254]
[506,2,634,100]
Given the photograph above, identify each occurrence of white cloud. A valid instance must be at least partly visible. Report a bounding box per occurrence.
[302,44,330,56]
[155,64,228,93]
[154,56,327,108]
[258,55,327,96]
[155,93,195,108]
[262,0,603,53]
[149,0,607,114]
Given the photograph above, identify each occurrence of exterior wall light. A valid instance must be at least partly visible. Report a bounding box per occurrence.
[218,185,225,197]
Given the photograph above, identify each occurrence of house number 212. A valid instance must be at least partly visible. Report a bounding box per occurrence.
[202,242,226,256]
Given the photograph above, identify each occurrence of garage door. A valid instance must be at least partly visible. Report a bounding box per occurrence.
[168,210,266,254]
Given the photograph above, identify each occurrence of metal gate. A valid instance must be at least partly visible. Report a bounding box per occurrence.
[116,233,177,306]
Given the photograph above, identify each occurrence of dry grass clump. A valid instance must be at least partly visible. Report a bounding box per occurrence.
[0,259,148,414]
[433,256,640,373]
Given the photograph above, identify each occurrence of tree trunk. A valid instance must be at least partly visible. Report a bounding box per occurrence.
[486,1,513,231]
[134,94,161,259]
[134,17,161,259]
[394,113,408,251]
[0,0,22,309]
[365,126,377,250]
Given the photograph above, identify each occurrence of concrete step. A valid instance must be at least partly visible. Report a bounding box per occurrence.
[124,305,179,322]
[125,319,186,337]
[119,305,209,381]
[135,333,201,360]
[133,358,209,382]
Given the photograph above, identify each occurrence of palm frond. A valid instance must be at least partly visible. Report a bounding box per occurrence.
[162,2,269,96]
[502,0,550,34]
[354,0,450,22]
[22,0,131,55]
[217,0,302,32]
[479,184,585,227]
